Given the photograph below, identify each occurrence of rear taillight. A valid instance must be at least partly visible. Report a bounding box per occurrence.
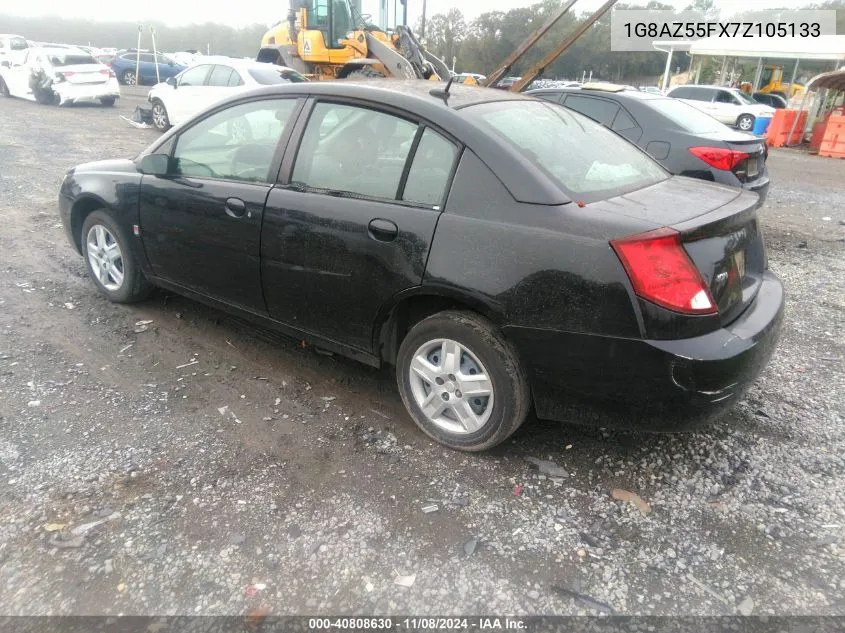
[611,227,717,315]
[688,146,749,171]
[61,71,74,78]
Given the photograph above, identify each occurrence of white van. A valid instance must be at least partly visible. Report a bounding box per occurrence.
[0,34,30,67]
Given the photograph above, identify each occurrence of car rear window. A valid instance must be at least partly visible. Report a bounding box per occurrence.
[248,67,307,85]
[47,53,98,66]
[648,98,727,133]
[463,100,667,201]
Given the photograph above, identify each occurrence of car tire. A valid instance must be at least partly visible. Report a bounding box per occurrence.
[737,114,755,132]
[0,77,9,97]
[81,210,152,304]
[151,99,171,131]
[122,70,137,86]
[396,310,530,452]
[346,68,384,79]
[100,96,116,106]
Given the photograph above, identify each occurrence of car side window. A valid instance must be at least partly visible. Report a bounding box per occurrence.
[292,102,418,200]
[172,98,297,183]
[563,95,619,127]
[227,70,245,87]
[715,90,738,104]
[402,128,458,208]
[179,65,212,86]
[208,65,234,87]
[611,108,637,132]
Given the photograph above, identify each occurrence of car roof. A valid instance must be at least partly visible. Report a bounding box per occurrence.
[526,85,668,103]
[192,57,297,70]
[32,46,92,56]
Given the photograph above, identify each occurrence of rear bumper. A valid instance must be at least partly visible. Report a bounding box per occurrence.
[742,174,769,207]
[54,79,120,104]
[507,271,785,431]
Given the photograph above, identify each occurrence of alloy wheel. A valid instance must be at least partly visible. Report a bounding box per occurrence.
[86,224,124,291]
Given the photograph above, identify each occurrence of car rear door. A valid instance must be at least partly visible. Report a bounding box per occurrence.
[711,89,741,124]
[138,96,302,313]
[205,64,238,108]
[169,64,213,123]
[261,99,460,351]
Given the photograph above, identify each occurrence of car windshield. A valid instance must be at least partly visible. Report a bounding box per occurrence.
[648,98,727,133]
[10,37,28,51]
[463,100,667,201]
[248,67,307,84]
[46,52,98,66]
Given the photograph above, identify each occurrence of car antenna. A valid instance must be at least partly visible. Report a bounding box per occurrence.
[429,75,455,102]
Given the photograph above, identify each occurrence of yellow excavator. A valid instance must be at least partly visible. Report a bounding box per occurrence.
[757,65,805,99]
[257,0,451,81]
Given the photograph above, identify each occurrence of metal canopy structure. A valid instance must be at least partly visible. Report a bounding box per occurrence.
[654,35,845,61]
[652,36,845,90]
[786,68,845,146]
[804,68,845,92]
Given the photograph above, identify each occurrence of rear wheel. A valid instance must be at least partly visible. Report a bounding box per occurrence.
[81,210,152,303]
[396,310,530,452]
[737,113,755,132]
[122,70,137,86]
[100,96,116,106]
[151,99,170,131]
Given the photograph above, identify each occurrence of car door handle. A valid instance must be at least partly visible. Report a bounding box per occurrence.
[225,197,247,218]
[368,218,398,242]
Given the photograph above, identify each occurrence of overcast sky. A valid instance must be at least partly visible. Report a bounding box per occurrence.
[3,0,816,28]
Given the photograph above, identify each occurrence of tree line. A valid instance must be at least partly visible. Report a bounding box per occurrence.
[420,0,845,84]
[2,0,843,83]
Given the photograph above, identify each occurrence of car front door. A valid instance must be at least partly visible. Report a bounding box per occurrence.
[139,96,302,313]
[261,99,460,351]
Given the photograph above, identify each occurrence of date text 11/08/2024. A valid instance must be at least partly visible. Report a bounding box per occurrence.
[308,618,527,630]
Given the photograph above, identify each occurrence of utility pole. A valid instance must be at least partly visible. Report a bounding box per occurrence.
[420,0,427,37]
[402,0,408,26]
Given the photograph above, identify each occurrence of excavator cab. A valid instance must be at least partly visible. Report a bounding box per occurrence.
[258,0,450,81]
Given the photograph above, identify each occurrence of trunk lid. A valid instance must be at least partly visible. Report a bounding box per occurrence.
[600,177,765,325]
[55,64,110,84]
[694,131,768,183]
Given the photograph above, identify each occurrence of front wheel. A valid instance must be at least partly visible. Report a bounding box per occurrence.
[396,310,530,452]
[81,210,152,303]
[122,70,137,86]
[151,99,170,131]
[100,96,116,106]
[737,113,755,132]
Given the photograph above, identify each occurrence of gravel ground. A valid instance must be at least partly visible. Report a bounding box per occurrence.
[0,90,843,617]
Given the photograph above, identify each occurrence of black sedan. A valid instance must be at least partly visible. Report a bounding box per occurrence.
[527,85,770,207]
[59,80,784,451]
[752,92,788,109]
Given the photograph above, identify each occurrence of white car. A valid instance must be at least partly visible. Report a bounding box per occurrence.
[0,46,120,106]
[147,58,307,131]
[666,84,775,132]
[0,34,29,67]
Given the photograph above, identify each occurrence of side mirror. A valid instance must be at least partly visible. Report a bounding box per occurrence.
[166,76,177,87]
[137,153,170,176]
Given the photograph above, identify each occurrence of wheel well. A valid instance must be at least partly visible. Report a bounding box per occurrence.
[376,294,497,365]
[70,198,105,253]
